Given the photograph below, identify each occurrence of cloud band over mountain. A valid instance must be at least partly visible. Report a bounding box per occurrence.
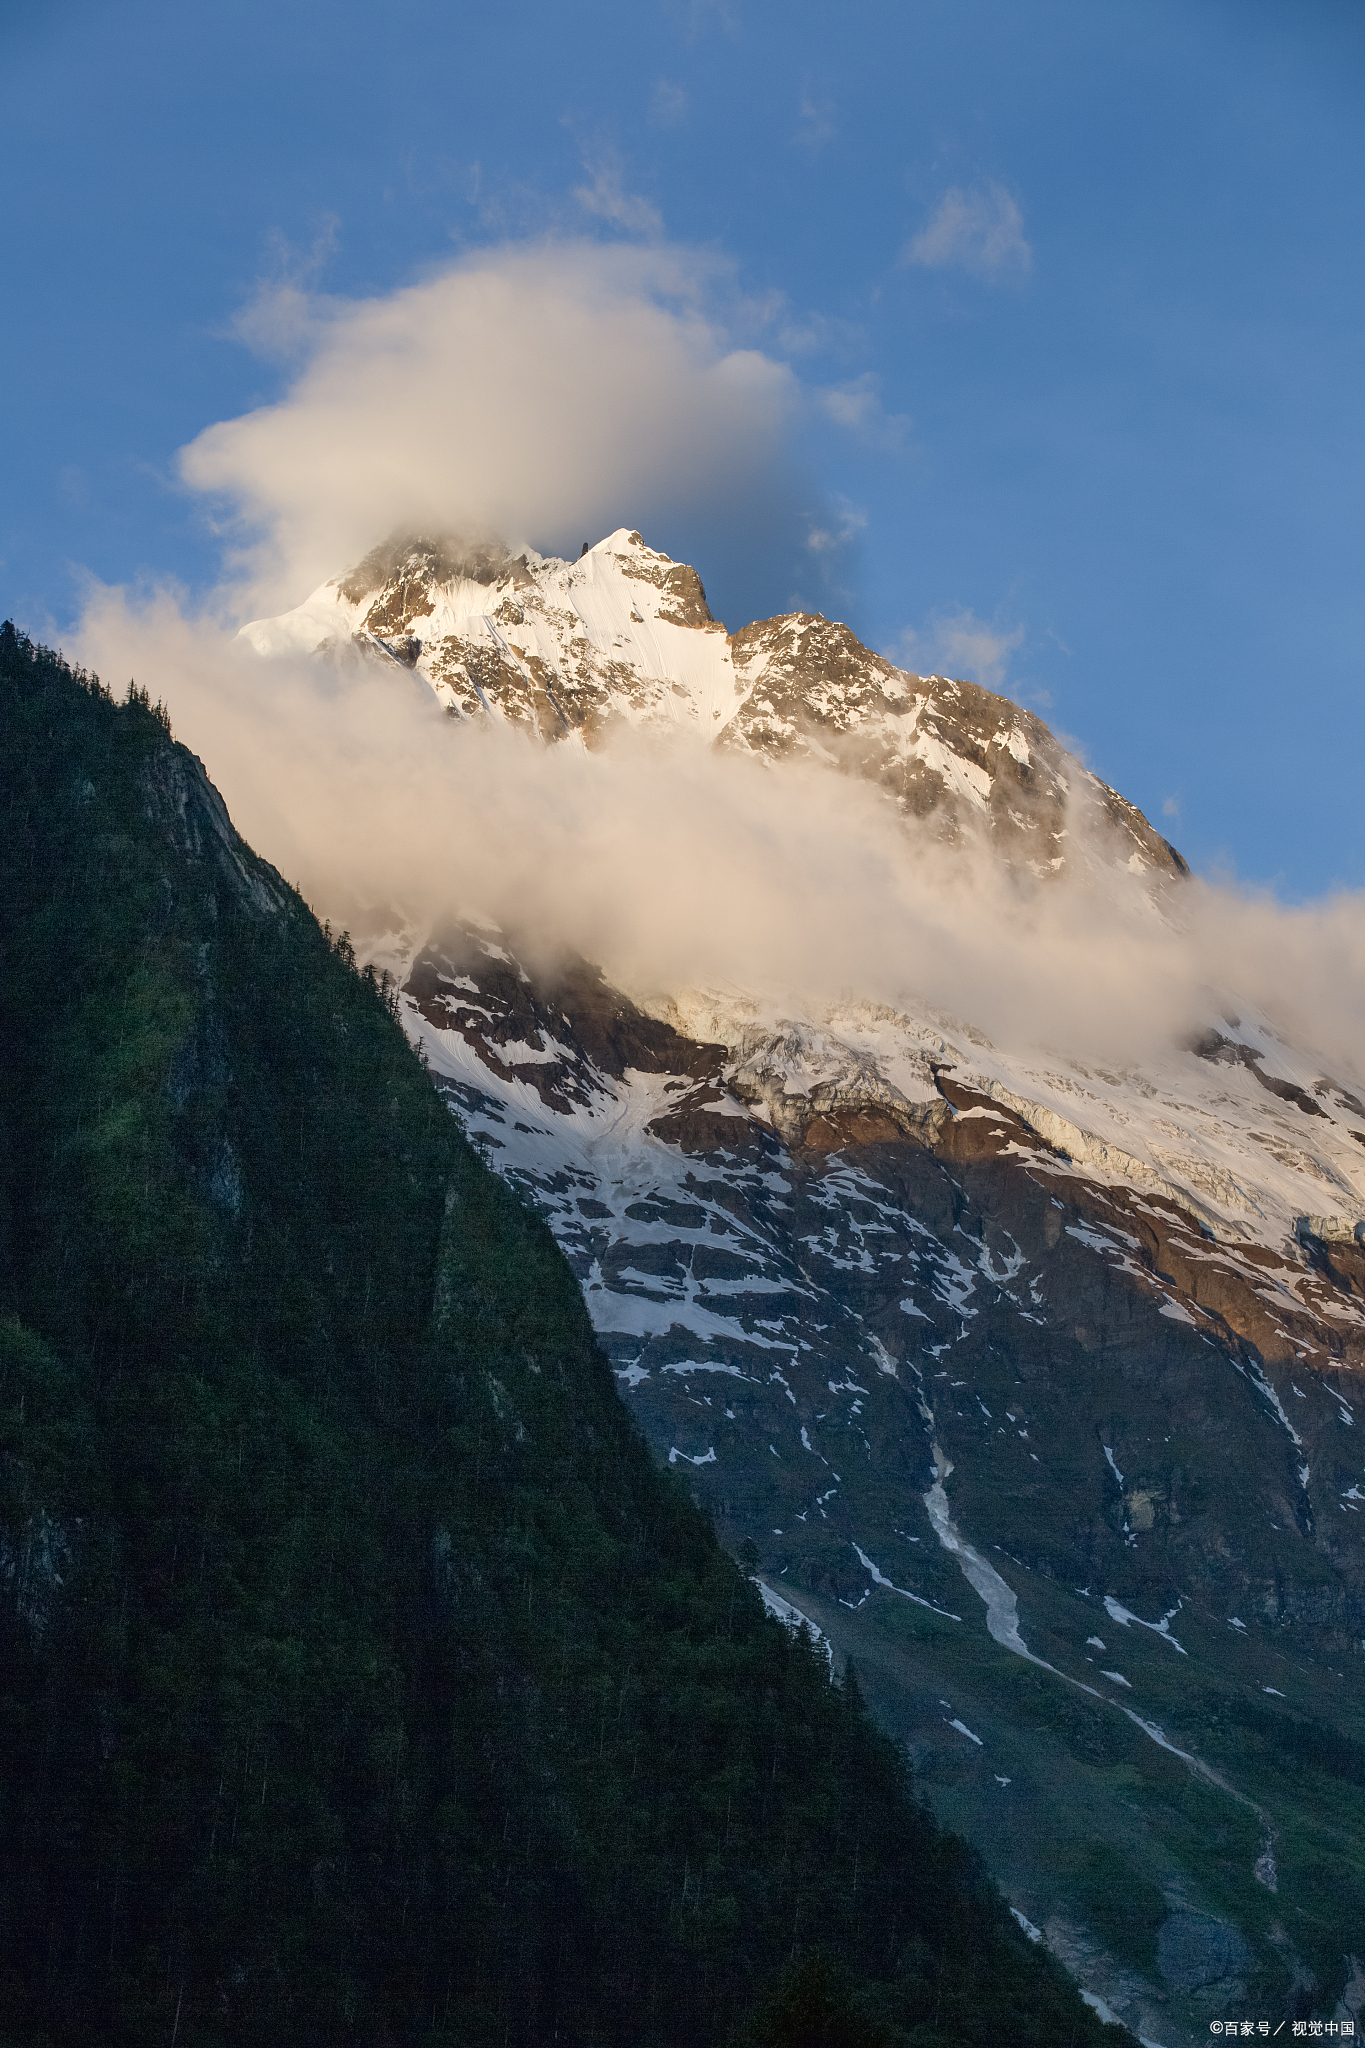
[72,581,1365,1092]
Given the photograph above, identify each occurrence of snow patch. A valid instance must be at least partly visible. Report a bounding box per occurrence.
[753,1579,834,1669]
[1103,1595,1187,1653]
[1080,1990,1125,2028]
[851,1542,962,1621]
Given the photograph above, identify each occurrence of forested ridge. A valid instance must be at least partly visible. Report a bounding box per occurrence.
[0,622,1122,2047]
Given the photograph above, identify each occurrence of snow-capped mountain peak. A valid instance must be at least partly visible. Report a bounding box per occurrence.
[242,528,1184,879]
[241,527,738,737]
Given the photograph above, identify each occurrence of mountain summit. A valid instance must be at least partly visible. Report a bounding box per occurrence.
[243,527,1186,879]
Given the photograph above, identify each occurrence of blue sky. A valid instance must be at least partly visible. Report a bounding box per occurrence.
[4,0,1363,894]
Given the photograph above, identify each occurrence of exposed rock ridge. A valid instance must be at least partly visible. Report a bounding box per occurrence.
[724,611,1186,878]
[242,528,1183,879]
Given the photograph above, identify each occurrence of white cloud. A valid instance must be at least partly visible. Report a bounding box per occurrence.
[806,495,867,554]
[178,241,798,614]
[773,309,865,357]
[903,182,1032,282]
[818,372,910,447]
[230,218,341,361]
[895,608,1025,692]
[573,150,664,236]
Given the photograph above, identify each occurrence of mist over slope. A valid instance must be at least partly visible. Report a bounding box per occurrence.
[75,537,1365,1094]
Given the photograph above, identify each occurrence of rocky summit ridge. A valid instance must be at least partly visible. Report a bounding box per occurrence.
[244,532,1365,2045]
[242,527,1186,880]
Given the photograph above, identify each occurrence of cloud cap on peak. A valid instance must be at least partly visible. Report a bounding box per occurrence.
[179,241,799,616]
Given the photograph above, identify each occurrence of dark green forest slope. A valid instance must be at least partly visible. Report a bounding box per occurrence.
[0,624,1120,2048]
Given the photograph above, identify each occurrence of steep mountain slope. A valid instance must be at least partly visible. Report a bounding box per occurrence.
[241,533,1365,2045]
[392,923,1365,2039]
[0,625,1118,2048]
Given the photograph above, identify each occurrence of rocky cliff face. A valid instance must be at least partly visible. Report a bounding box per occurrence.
[725,611,1186,876]
[245,534,1365,2045]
